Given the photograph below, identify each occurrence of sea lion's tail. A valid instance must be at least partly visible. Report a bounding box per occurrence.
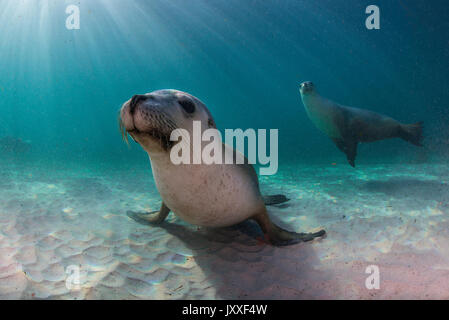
[399,122,424,146]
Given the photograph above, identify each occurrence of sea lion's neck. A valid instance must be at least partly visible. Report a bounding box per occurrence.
[301,92,329,116]
[147,151,171,169]
[301,92,342,139]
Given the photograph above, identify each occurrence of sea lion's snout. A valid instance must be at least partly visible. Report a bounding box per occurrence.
[120,93,161,133]
[119,92,178,151]
[119,97,138,134]
[299,81,315,95]
[129,94,149,115]
[119,94,149,136]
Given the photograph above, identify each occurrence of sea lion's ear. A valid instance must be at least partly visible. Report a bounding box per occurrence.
[208,118,216,128]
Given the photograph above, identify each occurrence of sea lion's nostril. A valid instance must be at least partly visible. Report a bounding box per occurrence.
[129,95,148,114]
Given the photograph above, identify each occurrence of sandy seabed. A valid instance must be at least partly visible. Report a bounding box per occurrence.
[1,159,449,300]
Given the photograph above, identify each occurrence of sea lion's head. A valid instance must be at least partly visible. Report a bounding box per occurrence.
[119,90,216,155]
[299,81,315,95]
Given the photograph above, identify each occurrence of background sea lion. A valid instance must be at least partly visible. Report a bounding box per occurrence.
[0,136,31,154]
[119,89,325,246]
[299,81,424,167]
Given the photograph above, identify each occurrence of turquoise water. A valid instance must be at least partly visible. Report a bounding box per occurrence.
[1,0,447,165]
[0,0,449,299]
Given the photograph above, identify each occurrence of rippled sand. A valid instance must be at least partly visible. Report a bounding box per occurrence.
[1,159,449,299]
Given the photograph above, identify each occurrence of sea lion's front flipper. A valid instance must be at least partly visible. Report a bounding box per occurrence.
[252,211,325,246]
[127,202,171,225]
[263,194,290,206]
[332,137,358,167]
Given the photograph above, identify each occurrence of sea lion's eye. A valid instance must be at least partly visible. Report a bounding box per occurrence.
[179,99,195,114]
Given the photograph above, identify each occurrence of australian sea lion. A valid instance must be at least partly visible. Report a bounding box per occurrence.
[0,137,31,154]
[119,89,325,246]
[299,81,423,167]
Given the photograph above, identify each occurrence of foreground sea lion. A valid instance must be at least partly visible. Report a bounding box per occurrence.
[119,89,325,246]
[299,81,424,167]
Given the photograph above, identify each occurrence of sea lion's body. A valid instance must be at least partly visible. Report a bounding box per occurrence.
[150,144,263,228]
[300,82,423,167]
[119,89,324,245]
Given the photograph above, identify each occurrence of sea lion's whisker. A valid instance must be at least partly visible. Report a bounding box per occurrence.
[118,113,130,145]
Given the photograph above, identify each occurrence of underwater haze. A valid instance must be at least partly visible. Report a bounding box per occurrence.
[1,0,448,164]
[1,0,449,299]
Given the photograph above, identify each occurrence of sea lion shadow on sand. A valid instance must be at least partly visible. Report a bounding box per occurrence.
[154,217,330,299]
[361,178,449,200]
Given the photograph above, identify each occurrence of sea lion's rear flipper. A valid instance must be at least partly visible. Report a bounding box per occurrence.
[252,211,325,246]
[127,202,171,225]
[263,194,290,206]
[332,137,358,167]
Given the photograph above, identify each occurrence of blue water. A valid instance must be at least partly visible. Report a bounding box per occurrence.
[1,0,449,300]
[1,0,447,166]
